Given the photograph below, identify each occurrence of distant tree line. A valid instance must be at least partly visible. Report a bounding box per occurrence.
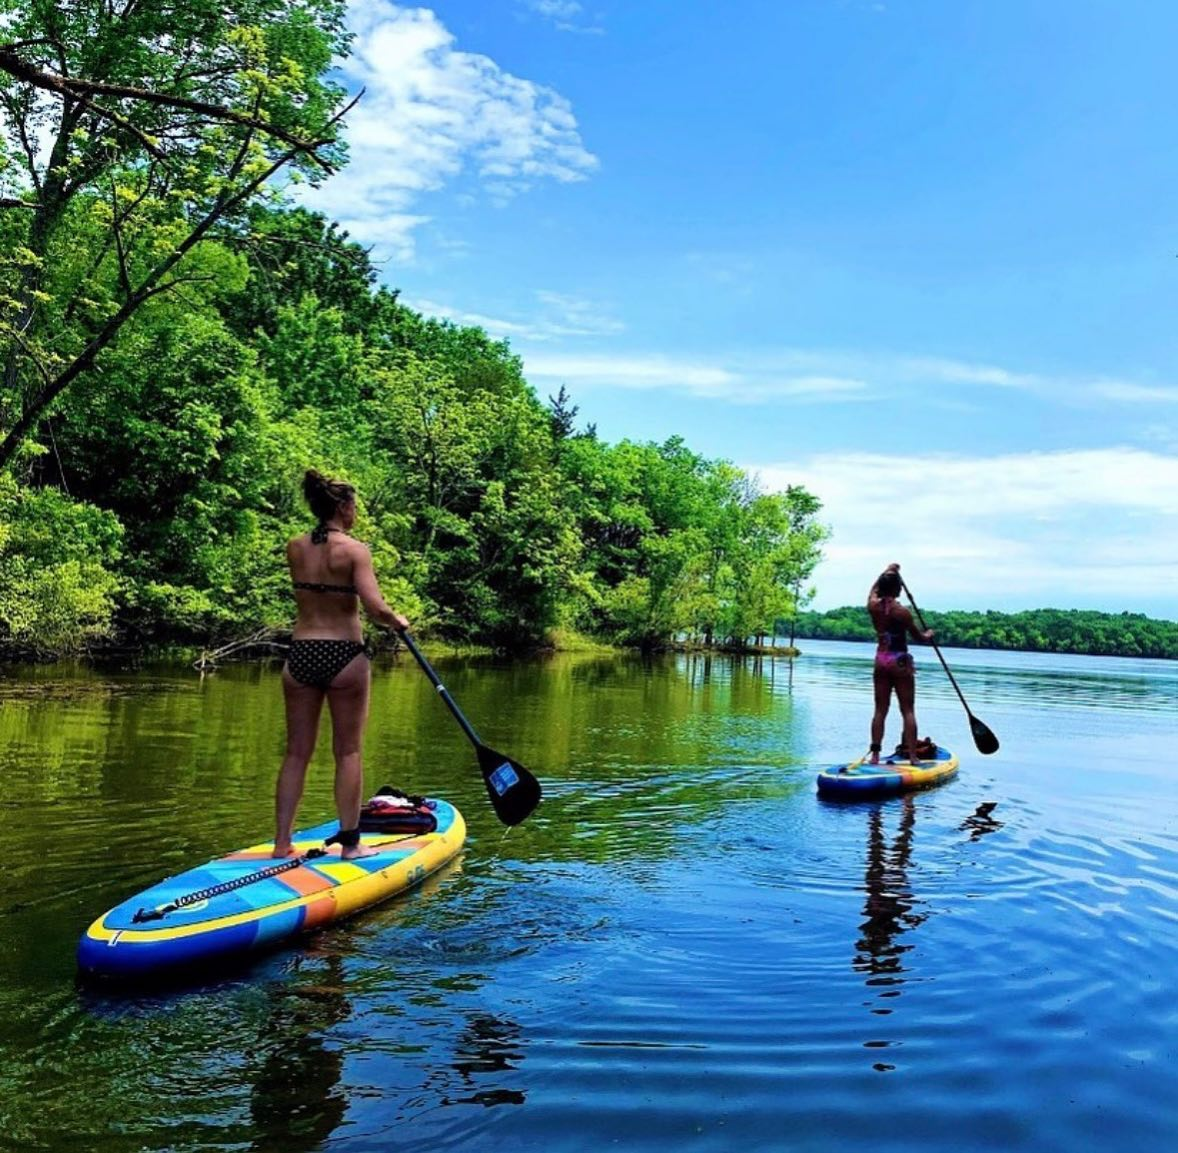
[0,3,827,659]
[787,606,1178,660]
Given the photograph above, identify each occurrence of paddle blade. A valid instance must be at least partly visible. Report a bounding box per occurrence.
[476,743,542,826]
[970,715,1000,755]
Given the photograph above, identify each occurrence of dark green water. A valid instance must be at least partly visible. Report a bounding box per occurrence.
[1,641,1175,1151]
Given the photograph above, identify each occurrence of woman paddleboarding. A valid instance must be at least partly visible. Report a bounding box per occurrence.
[275,469,410,860]
[867,563,934,765]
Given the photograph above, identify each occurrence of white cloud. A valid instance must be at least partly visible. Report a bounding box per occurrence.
[532,291,626,337]
[412,300,537,338]
[301,2,597,261]
[519,0,605,34]
[410,290,623,342]
[1089,381,1178,404]
[528,0,583,15]
[898,356,1040,389]
[523,351,868,402]
[753,447,1178,613]
[518,345,1178,412]
[525,353,741,394]
[680,251,758,289]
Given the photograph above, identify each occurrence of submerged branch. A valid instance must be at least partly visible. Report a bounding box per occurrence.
[193,628,288,672]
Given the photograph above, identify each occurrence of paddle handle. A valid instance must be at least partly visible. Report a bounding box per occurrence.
[900,580,974,716]
[398,631,484,750]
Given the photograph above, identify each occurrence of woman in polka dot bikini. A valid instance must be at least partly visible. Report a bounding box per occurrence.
[273,469,410,860]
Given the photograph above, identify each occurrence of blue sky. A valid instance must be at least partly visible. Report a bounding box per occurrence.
[304,0,1178,615]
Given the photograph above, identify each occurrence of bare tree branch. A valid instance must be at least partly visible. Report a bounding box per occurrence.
[0,129,336,466]
[110,185,133,297]
[73,92,168,159]
[0,90,44,194]
[1,326,53,389]
[212,230,374,270]
[0,46,340,170]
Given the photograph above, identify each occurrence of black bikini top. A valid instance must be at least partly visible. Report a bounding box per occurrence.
[293,580,358,595]
[293,524,357,595]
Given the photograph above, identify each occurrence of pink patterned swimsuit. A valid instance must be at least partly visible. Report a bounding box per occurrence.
[874,597,914,675]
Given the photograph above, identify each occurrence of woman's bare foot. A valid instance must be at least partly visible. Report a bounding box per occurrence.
[341,843,380,860]
[271,843,298,859]
[868,753,880,765]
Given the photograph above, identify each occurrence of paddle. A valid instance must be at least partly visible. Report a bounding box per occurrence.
[398,630,542,826]
[901,579,1000,755]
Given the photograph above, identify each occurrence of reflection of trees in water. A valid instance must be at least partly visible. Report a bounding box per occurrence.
[249,963,350,1152]
[681,652,790,704]
[854,798,927,1071]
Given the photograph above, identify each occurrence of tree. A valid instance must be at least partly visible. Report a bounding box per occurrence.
[365,351,580,646]
[0,0,352,468]
[547,384,579,441]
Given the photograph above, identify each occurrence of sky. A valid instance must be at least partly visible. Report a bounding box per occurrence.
[301,0,1178,616]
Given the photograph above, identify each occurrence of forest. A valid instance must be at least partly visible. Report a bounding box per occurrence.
[0,2,827,659]
[788,606,1178,660]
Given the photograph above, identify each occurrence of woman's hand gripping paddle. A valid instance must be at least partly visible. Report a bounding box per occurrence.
[901,580,1000,755]
[399,631,542,826]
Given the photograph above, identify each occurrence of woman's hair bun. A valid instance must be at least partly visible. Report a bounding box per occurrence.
[303,468,327,502]
[302,469,354,522]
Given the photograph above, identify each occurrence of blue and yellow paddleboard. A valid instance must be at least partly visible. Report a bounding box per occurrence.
[816,748,959,799]
[78,799,465,979]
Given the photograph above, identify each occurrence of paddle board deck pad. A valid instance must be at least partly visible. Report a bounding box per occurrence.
[78,799,465,979]
[816,748,959,798]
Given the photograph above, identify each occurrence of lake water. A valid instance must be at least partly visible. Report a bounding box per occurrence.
[1,639,1175,1151]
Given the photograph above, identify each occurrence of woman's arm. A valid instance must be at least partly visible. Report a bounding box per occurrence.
[900,606,934,643]
[352,544,410,632]
[867,562,902,609]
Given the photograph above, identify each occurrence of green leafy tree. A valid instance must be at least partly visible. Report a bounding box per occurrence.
[0,0,351,468]
[0,472,122,653]
[792,604,1178,659]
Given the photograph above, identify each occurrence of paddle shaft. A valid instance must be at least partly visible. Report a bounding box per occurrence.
[398,631,483,751]
[901,580,975,716]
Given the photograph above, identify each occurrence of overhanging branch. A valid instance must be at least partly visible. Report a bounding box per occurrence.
[0,129,338,467]
[0,45,340,171]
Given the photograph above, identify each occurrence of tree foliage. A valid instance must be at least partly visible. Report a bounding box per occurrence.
[0,0,351,467]
[791,605,1178,660]
[0,5,830,658]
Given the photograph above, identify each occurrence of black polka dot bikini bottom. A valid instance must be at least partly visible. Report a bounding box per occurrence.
[286,639,370,690]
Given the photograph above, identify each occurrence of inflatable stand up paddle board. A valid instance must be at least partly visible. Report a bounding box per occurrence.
[816,748,959,799]
[78,798,464,979]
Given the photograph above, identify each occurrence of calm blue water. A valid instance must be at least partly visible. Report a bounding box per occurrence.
[0,640,1175,1150]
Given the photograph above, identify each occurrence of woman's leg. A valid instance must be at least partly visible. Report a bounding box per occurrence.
[895,671,920,761]
[870,665,892,763]
[275,668,325,857]
[326,651,377,860]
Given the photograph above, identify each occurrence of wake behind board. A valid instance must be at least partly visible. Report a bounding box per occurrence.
[78,798,465,980]
[816,748,959,799]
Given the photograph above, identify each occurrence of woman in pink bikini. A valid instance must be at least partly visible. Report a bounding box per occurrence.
[867,563,934,765]
[273,469,410,860]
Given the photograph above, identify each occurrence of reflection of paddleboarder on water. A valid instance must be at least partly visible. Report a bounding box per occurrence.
[855,796,927,990]
[960,801,1002,842]
[855,798,1003,984]
[249,957,350,1150]
[867,563,934,766]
